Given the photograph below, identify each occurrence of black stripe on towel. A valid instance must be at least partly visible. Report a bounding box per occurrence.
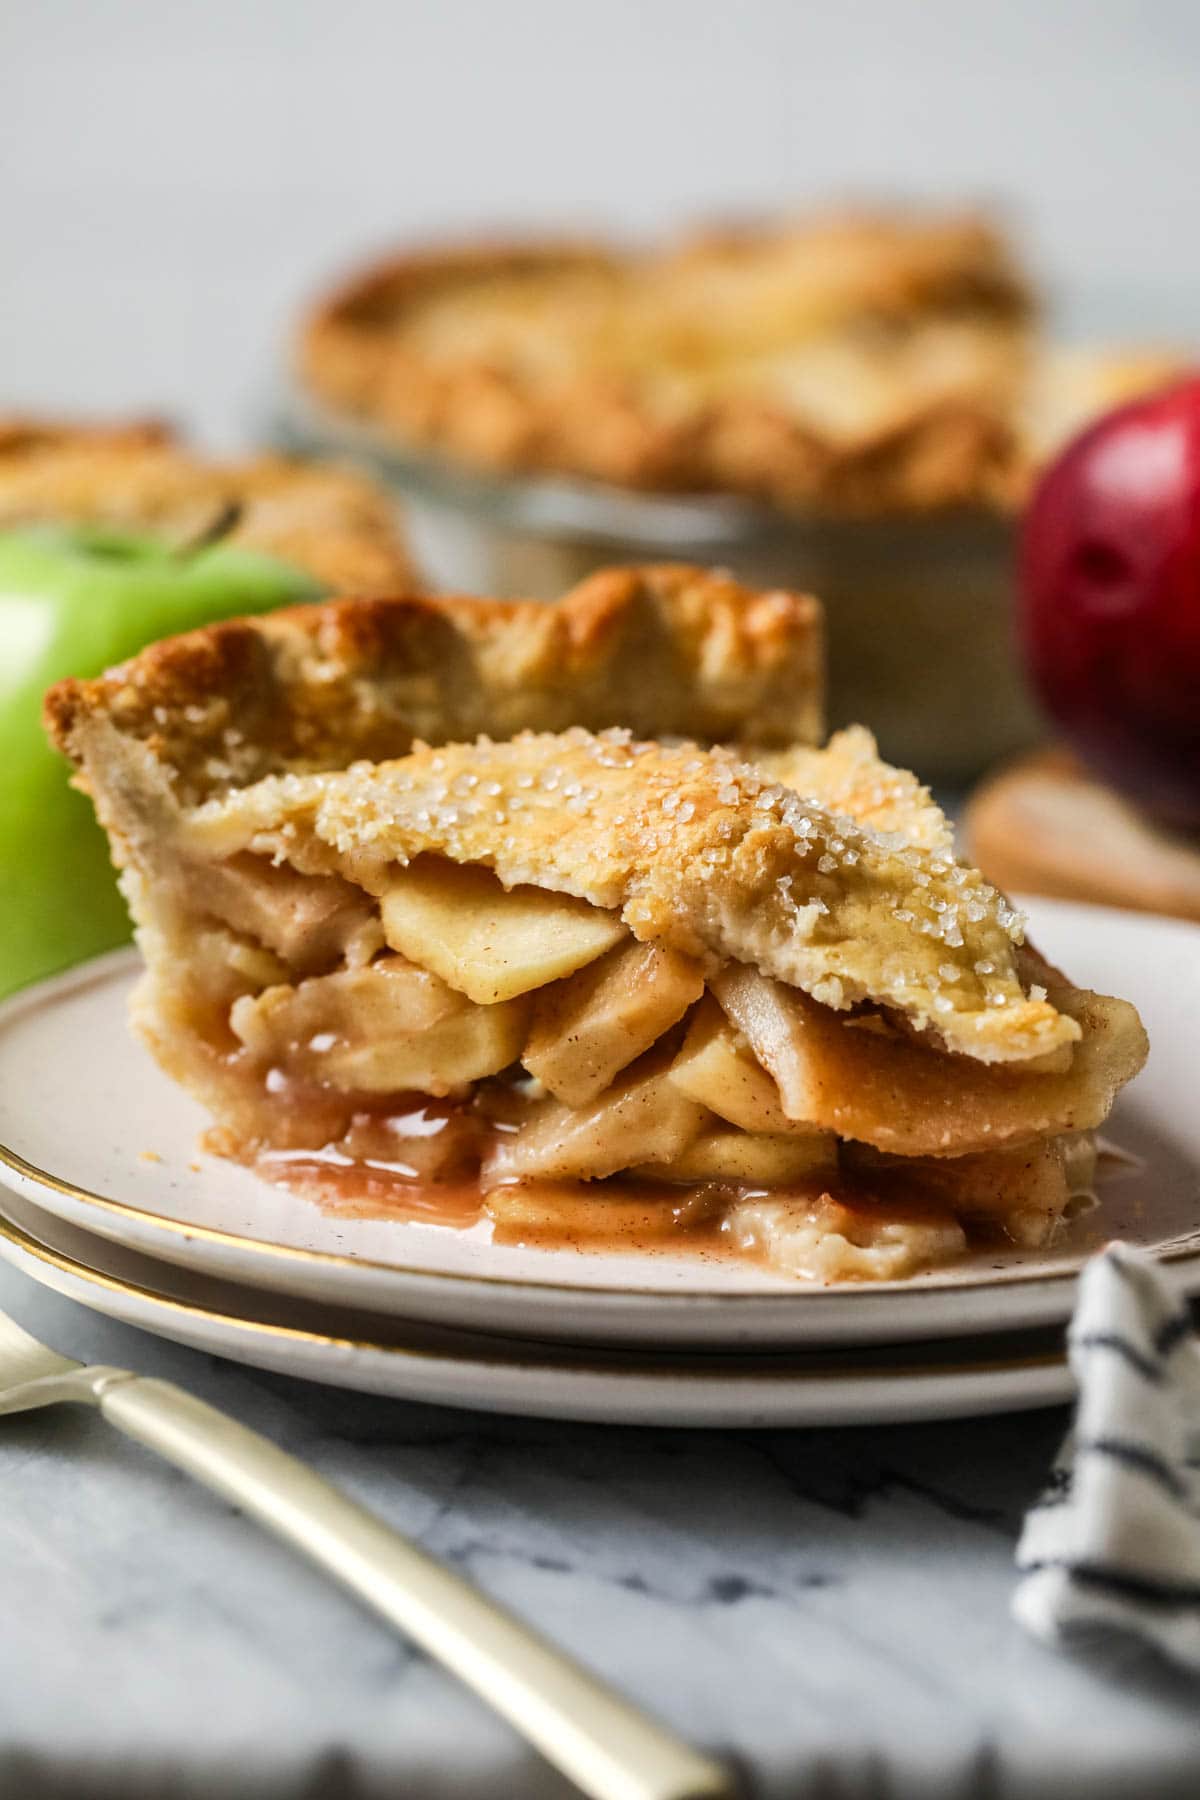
[1101,1249,1144,1286]
[1154,1311,1195,1359]
[1072,1332,1164,1383]
[1016,1558,1200,1610]
[1099,1252,1194,1360]
[1076,1436,1191,1502]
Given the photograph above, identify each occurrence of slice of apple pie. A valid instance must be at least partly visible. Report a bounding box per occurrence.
[46,569,1146,1283]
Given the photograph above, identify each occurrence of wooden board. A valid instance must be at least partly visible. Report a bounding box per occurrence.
[965,748,1200,923]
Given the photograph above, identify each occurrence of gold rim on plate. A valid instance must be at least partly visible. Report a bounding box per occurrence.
[0,1194,1069,1387]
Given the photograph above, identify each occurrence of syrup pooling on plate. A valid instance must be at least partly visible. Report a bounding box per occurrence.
[249,1151,485,1229]
[228,1029,1108,1284]
[243,1142,1100,1284]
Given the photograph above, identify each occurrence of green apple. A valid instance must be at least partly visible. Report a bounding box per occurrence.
[0,523,324,999]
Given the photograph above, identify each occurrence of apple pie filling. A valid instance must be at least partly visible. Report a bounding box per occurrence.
[43,566,1150,1286]
[124,735,1142,1284]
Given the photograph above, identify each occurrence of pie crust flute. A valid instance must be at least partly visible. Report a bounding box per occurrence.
[43,563,824,803]
[0,413,418,594]
[47,646,1147,1282]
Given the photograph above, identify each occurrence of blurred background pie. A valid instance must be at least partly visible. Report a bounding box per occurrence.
[296,212,1176,513]
[284,209,1184,778]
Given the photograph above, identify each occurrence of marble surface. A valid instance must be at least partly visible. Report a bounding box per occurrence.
[0,1261,1197,1800]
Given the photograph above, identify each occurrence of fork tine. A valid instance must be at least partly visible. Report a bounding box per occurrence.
[0,1307,80,1389]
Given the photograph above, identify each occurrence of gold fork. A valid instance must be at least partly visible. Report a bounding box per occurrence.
[0,1305,733,1800]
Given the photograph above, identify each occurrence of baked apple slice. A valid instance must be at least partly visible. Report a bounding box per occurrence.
[667,998,807,1135]
[230,955,530,1096]
[634,1124,836,1186]
[523,939,704,1105]
[381,857,626,1003]
[484,1050,711,1182]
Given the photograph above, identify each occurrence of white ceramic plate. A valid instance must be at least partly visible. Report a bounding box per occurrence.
[0,1189,1073,1426]
[1,900,1197,1349]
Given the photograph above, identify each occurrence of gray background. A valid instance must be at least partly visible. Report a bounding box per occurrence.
[3,0,1199,444]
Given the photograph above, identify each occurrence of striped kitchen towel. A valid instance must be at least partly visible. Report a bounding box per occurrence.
[1014,1241,1200,1670]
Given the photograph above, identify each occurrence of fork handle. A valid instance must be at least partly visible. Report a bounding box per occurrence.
[96,1375,732,1800]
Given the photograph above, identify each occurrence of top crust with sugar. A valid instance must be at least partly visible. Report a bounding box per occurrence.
[181,726,1079,1065]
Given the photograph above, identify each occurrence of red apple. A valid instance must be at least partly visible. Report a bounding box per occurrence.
[1019,375,1200,833]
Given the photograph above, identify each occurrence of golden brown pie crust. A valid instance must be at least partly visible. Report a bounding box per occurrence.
[0,414,417,595]
[45,564,824,805]
[297,212,1183,515]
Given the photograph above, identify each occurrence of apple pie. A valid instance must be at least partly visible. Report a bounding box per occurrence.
[0,413,417,594]
[46,568,1146,1283]
[299,210,1183,514]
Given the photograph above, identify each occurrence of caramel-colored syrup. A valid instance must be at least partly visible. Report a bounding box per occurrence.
[248,1143,750,1256]
[251,1149,485,1227]
[235,1070,1073,1267]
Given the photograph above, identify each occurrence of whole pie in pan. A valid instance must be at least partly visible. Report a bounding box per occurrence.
[46,567,1146,1282]
[298,210,1183,514]
[0,413,417,594]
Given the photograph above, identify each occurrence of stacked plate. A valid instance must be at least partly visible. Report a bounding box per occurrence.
[1,899,1197,1427]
